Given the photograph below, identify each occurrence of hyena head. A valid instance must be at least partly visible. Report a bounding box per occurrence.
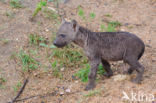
[53,19,79,48]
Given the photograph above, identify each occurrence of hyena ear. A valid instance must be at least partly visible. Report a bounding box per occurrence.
[61,17,66,23]
[71,20,78,31]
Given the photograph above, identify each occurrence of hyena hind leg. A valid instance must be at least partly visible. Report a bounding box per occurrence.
[124,67,134,75]
[124,58,144,84]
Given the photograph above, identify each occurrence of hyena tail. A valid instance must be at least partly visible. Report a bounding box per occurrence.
[138,46,145,60]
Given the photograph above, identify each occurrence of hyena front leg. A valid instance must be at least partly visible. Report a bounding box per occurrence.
[85,58,100,91]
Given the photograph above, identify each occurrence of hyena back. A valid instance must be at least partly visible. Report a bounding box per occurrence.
[53,19,145,90]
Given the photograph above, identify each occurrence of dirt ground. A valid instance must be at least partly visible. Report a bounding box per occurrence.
[0,0,156,103]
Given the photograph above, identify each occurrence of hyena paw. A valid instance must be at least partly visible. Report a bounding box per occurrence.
[103,72,113,78]
[131,78,141,84]
[84,83,95,91]
[124,68,134,75]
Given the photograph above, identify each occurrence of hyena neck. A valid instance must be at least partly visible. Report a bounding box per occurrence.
[73,26,92,48]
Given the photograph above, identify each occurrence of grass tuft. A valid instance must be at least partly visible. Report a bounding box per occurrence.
[10,0,23,8]
[51,44,87,68]
[18,50,39,71]
[29,34,47,46]
[43,8,59,21]
[74,64,105,82]
[13,82,22,92]
[32,0,47,18]
[100,21,121,32]
[84,89,101,97]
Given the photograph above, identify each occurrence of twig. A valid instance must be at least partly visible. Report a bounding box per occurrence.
[14,91,57,102]
[13,90,80,102]
[9,78,29,103]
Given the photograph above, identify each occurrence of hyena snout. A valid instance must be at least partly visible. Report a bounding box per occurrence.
[53,37,67,48]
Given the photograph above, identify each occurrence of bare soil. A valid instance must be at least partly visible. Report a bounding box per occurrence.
[0,0,156,103]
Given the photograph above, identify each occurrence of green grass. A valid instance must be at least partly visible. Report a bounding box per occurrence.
[104,14,112,18]
[18,50,39,71]
[10,0,23,8]
[0,75,7,89]
[0,38,9,45]
[77,6,85,20]
[13,82,22,92]
[29,34,47,46]
[51,44,87,68]
[84,89,101,97]
[74,64,90,82]
[43,8,59,21]
[32,0,47,17]
[89,12,96,19]
[5,11,15,19]
[100,21,121,32]
[109,21,121,27]
[51,60,63,79]
[74,64,105,82]
[0,76,6,85]
[77,6,96,22]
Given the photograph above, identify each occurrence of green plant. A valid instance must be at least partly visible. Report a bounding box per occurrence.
[77,6,85,20]
[51,60,63,78]
[0,38,9,45]
[32,0,47,17]
[74,64,90,82]
[0,85,6,89]
[51,44,87,67]
[10,0,23,8]
[107,23,116,32]
[5,11,15,19]
[100,24,106,32]
[0,76,6,85]
[43,8,59,20]
[100,21,121,32]
[18,50,39,71]
[51,60,57,68]
[29,34,47,46]
[74,64,105,82]
[97,64,106,75]
[104,14,112,18]
[13,82,22,92]
[29,49,38,55]
[84,89,101,97]
[89,12,96,19]
[77,5,97,23]
[109,21,121,27]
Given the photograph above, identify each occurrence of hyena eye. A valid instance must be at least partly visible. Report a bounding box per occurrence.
[59,34,66,38]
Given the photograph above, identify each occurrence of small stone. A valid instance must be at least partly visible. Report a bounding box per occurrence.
[47,7,57,13]
[60,68,65,71]
[63,0,70,3]
[60,91,64,96]
[113,74,127,81]
[145,44,152,48]
[121,28,125,31]
[45,29,49,32]
[124,23,130,26]
[65,88,71,93]
[75,81,78,83]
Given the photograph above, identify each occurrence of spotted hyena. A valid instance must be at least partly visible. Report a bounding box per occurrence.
[53,19,145,90]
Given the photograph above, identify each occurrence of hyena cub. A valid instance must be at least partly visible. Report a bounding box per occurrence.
[53,19,145,90]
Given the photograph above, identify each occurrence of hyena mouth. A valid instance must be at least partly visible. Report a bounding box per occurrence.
[54,42,67,48]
